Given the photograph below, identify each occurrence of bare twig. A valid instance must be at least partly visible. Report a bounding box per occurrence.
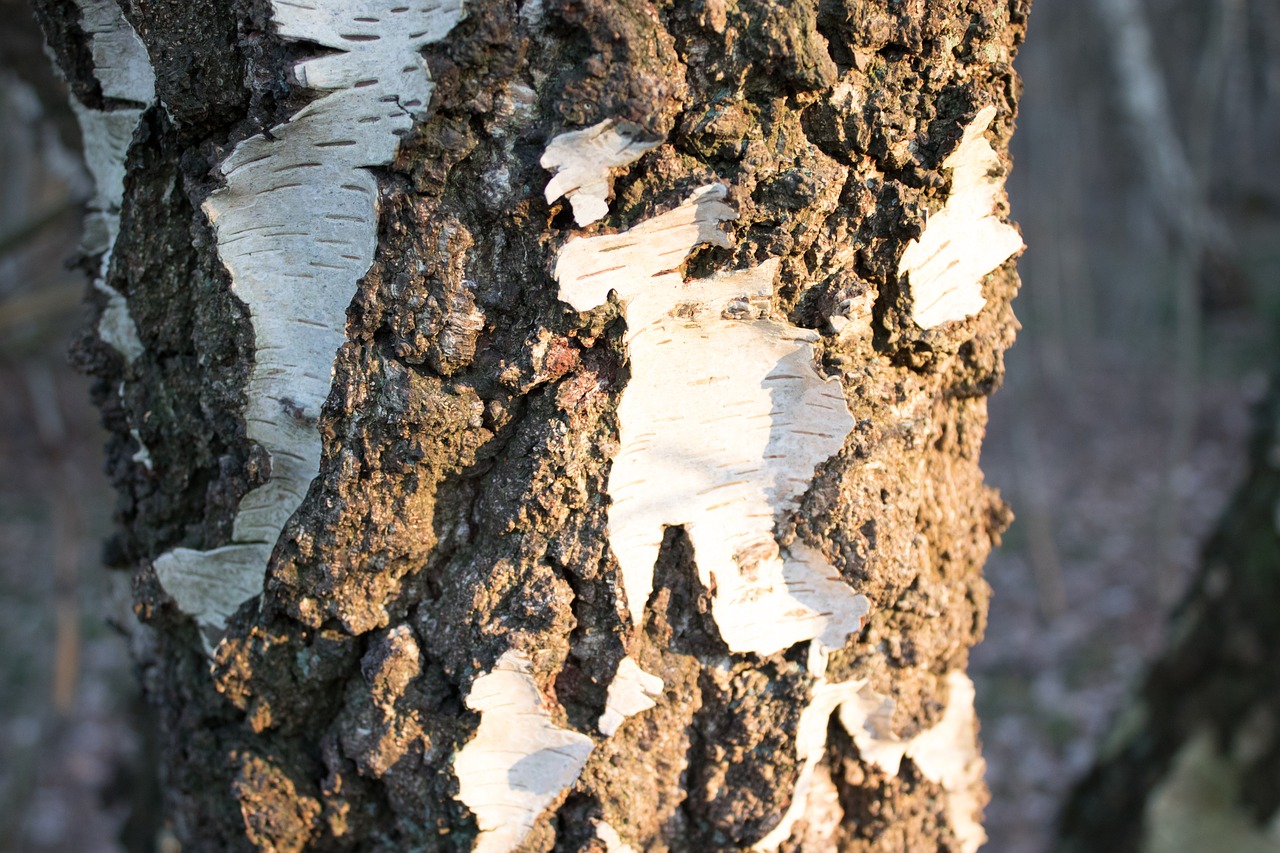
[1093,0,1239,605]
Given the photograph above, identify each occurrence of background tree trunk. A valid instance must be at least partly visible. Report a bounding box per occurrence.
[35,0,1028,849]
[1057,385,1280,853]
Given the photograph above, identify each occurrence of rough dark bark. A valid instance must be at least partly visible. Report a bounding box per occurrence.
[1058,388,1280,852]
[37,0,1029,849]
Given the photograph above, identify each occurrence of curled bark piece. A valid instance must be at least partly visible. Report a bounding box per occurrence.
[761,672,984,851]
[755,678,869,850]
[839,672,987,852]
[598,656,664,736]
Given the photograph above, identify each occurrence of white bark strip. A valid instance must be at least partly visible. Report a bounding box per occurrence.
[129,426,153,470]
[76,97,147,363]
[760,673,985,851]
[153,0,465,637]
[839,672,987,852]
[597,656,664,736]
[900,106,1023,329]
[77,0,155,103]
[71,103,143,259]
[453,651,594,853]
[555,185,869,659]
[67,0,154,363]
[541,119,663,226]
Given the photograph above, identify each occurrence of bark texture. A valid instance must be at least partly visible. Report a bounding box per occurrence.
[1058,390,1280,853]
[37,0,1028,849]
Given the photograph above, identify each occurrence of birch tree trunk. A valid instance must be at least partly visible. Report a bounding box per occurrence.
[34,0,1028,849]
[1058,387,1280,853]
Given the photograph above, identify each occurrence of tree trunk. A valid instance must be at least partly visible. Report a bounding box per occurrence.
[35,0,1028,849]
[1057,386,1280,853]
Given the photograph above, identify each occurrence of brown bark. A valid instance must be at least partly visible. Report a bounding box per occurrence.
[37,0,1029,849]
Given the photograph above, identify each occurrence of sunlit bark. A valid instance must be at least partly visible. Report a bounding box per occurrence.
[38,0,1028,848]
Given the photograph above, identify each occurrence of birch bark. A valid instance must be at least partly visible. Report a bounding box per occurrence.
[36,0,1028,849]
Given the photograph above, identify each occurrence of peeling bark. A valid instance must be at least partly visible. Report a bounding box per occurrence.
[553,185,870,663]
[38,0,1028,849]
[542,119,664,226]
[154,0,467,643]
[454,650,595,852]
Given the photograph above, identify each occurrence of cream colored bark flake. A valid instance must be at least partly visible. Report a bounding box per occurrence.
[899,672,987,853]
[755,678,868,850]
[598,656,664,736]
[154,0,465,636]
[836,681,909,773]
[541,119,662,226]
[454,651,594,853]
[555,185,869,659]
[594,820,638,853]
[900,106,1023,328]
[838,672,987,853]
[797,762,845,847]
[67,0,154,362]
[763,672,986,850]
[77,0,155,103]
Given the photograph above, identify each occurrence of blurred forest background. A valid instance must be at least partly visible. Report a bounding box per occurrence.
[1,0,1278,850]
